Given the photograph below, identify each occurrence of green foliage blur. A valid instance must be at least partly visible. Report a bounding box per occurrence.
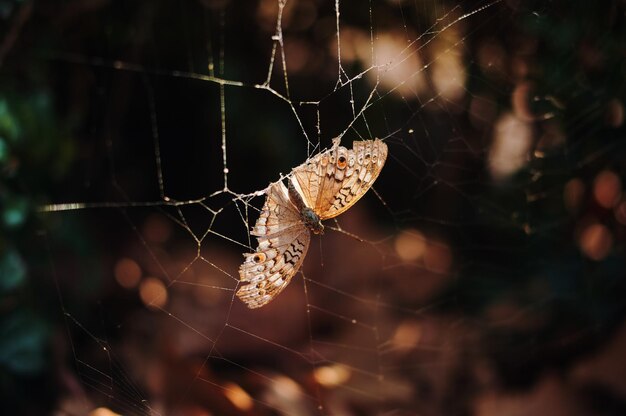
[0,0,76,408]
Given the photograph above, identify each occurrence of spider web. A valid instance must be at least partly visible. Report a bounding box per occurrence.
[18,0,625,415]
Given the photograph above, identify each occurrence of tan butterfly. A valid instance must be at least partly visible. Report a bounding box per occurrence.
[237,138,388,308]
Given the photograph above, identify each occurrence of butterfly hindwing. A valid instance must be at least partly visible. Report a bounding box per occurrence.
[237,182,311,308]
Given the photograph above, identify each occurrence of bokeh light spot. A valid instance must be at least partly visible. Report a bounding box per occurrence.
[314,364,351,387]
[370,30,428,98]
[394,229,426,261]
[271,375,303,399]
[578,223,613,261]
[593,170,621,209]
[114,258,142,289]
[489,112,532,181]
[139,277,168,309]
[392,321,422,350]
[89,408,122,416]
[223,382,254,411]
[432,51,466,104]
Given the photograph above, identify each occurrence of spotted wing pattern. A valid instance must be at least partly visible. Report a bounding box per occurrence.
[292,138,387,219]
[238,138,387,309]
[237,181,311,309]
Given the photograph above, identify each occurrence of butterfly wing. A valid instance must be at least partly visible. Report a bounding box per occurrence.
[237,181,311,309]
[238,139,387,308]
[317,138,387,219]
[290,150,325,211]
[292,139,387,220]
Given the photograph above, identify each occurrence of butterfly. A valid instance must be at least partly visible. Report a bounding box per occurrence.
[237,138,388,308]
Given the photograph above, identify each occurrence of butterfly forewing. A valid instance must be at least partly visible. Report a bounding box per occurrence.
[293,139,388,220]
[321,138,387,219]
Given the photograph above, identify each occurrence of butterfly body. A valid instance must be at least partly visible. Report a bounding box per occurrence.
[237,138,387,309]
[288,179,324,235]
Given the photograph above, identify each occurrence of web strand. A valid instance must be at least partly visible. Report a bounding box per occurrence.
[32,2,546,415]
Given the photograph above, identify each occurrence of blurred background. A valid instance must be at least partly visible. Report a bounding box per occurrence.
[1,0,626,415]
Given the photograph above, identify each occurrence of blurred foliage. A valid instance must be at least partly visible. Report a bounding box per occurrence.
[0,94,54,410]
[0,0,22,20]
[459,0,626,391]
[0,9,77,406]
